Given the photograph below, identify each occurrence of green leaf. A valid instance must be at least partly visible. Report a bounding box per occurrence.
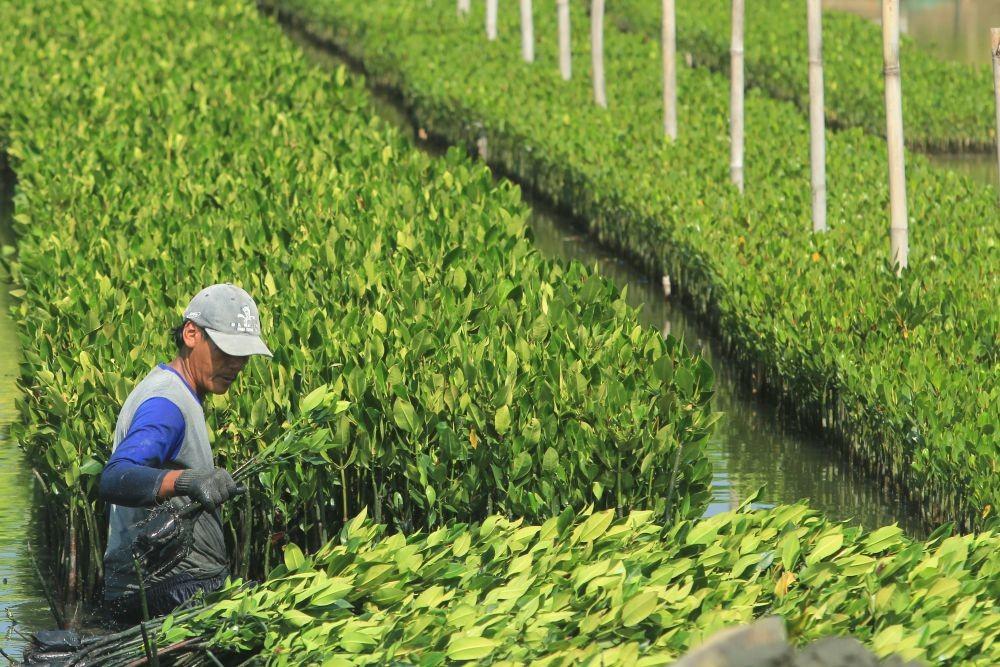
[494,405,511,434]
[541,447,559,474]
[651,354,674,382]
[685,521,720,546]
[282,609,313,628]
[284,543,305,571]
[452,532,472,558]
[779,533,801,571]
[312,577,354,606]
[805,532,844,566]
[79,458,103,476]
[301,385,330,413]
[372,310,387,334]
[573,509,615,544]
[393,398,418,432]
[620,590,659,627]
[446,636,498,661]
[512,451,532,479]
[339,630,378,652]
[862,525,905,554]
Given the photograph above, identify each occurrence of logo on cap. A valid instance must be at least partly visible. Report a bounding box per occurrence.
[232,305,259,334]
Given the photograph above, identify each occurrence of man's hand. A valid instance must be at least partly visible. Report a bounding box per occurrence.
[173,468,246,510]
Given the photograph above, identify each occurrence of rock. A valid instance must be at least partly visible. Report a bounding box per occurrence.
[672,616,790,667]
[795,637,883,667]
[670,618,924,667]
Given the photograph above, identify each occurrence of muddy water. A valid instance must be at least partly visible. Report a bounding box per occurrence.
[827,0,999,186]
[827,0,1000,66]
[0,165,52,657]
[287,28,929,537]
[525,199,927,535]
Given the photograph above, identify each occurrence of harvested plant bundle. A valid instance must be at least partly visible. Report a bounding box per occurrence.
[75,504,1000,665]
[132,387,344,581]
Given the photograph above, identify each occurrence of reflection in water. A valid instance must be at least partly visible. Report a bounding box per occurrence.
[828,0,999,186]
[929,152,998,189]
[826,0,1000,66]
[0,164,52,656]
[527,197,928,537]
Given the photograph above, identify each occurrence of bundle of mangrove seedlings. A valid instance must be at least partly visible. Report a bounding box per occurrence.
[54,502,1000,665]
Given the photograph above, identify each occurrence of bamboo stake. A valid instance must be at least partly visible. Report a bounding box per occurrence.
[486,0,498,41]
[458,0,470,16]
[730,0,745,192]
[882,0,908,272]
[558,0,572,80]
[521,0,535,62]
[808,0,827,232]
[592,0,607,108]
[992,28,1000,199]
[662,0,677,139]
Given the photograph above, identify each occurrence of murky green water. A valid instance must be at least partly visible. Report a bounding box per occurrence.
[828,0,999,186]
[828,0,1000,66]
[525,198,927,535]
[930,151,998,185]
[0,165,52,657]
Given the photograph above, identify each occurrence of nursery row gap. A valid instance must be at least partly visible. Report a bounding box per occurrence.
[277,18,930,537]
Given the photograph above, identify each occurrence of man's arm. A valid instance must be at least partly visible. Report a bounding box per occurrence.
[99,397,185,507]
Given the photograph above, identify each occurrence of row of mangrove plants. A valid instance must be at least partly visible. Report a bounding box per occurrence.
[266,0,999,531]
[81,483,1000,664]
[0,0,716,605]
[610,0,996,152]
[0,0,997,662]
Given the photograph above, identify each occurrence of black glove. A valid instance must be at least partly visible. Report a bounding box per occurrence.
[174,468,245,511]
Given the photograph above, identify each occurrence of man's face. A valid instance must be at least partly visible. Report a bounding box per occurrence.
[183,322,249,395]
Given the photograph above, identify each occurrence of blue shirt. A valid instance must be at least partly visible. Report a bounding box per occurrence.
[98,365,194,506]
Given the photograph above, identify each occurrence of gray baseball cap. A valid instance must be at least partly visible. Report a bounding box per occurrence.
[182,284,273,358]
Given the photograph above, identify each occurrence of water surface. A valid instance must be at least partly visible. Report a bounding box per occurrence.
[526,200,927,535]
[827,0,1000,66]
[0,163,52,657]
[827,0,999,185]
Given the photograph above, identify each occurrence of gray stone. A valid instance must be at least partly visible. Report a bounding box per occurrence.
[796,637,882,667]
[672,617,790,667]
[670,619,925,667]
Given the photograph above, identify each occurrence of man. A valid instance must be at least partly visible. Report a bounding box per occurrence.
[99,283,273,623]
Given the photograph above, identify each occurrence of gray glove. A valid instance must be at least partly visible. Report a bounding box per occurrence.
[174,468,245,511]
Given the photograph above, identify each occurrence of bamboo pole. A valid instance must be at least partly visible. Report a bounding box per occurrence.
[730,0,745,192]
[458,0,470,16]
[592,0,607,108]
[521,0,535,62]
[882,0,908,272]
[808,0,827,232]
[558,0,572,80]
[992,28,1000,199]
[662,0,677,139]
[486,0,498,41]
